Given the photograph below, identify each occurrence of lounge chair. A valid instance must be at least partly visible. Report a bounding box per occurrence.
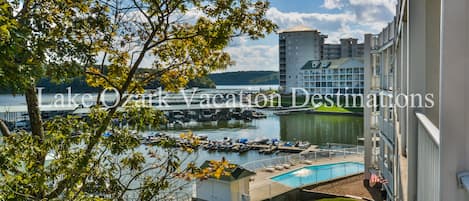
[303,160,313,165]
[275,165,284,171]
[264,166,275,172]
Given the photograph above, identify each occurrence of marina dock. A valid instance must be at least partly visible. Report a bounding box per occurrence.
[144,135,319,154]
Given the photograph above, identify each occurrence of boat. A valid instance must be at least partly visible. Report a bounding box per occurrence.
[152,132,167,138]
[252,137,269,145]
[241,110,254,118]
[196,134,209,141]
[238,145,250,153]
[172,111,185,120]
[223,137,232,143]
[231,108,243,120]
[231,145,240,152]
[252,111,267,119]
[271,138,280,146]
[208,144,218,151]
[283,141,294,147]
[15,119,30,130]
[295,141,311,149]
[201,110,214,121]
[237,138,249,144]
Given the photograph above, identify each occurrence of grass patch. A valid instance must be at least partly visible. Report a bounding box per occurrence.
[267,95,363,113]
[316,198,359,201]
[315,104,363,113]
[315,105,352,113]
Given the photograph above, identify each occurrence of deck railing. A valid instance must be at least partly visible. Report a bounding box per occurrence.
[415,112,440,201]
[242,146,364,172]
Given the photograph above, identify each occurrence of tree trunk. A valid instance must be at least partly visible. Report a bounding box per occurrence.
[25,85,44,139]
[0,119,10,137]
[25,84,47,198]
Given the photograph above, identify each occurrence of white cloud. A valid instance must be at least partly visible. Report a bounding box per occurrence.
[267,7,355,26]
[265,0,395,43]
[323,0,344,9]
[222,38,278,72]
[222,1,397,72]
[349,0,396,14]
[222,1,396,72]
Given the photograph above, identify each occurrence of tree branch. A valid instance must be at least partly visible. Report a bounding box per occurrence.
[0,119,11,137]
[85,70,119,90]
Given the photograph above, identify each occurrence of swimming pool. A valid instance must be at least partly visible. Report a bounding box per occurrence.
[271,162,364,188]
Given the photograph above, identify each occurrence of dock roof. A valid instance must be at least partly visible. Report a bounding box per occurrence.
[200,160,255,182]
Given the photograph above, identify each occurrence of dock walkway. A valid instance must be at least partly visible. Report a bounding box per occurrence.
[299,145,319,154]
[197,141,311,153]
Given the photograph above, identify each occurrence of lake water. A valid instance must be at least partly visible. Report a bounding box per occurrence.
[162,111,363,146]
[156,111,363,165]
[0,85,363,166]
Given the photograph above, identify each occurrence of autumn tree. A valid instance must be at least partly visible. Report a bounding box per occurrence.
[0,0,276,200]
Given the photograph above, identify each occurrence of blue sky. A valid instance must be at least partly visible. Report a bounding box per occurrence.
[222,0,396,72]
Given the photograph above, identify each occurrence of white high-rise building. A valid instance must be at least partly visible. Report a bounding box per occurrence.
[279,26,364,94]
[279,26,326,94]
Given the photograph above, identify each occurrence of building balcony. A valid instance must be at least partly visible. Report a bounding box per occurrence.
[416,112,440,201]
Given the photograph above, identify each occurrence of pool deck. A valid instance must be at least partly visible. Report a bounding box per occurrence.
[249,154,364,201]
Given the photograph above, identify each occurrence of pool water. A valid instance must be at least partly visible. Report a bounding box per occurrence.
[271,162,364,188]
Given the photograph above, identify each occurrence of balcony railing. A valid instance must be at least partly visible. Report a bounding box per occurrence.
[379,115,395,143]
[381,75,394,91]
[371,112,379,129]
[371,75,380,90]
[415,112,440,201]
[380,161,394,195]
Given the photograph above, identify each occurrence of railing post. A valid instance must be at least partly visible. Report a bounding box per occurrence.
[269,183,272,201]
[316,169,318,183]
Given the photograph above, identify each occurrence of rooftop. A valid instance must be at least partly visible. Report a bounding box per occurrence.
[200,160,255,182]
[279,25,317,33]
